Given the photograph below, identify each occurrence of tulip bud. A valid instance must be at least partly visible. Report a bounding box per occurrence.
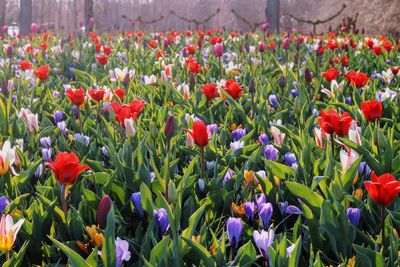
[214,43,223,57]
[97,195,112,228]
[30,23,39,33]
[163,38,169,48]
[150,121,158,139]
[249,78,255,94]
[1,80,7,94]
[167,180,178,202]
[261,22,269,32]
[304,68,312,83]
[278,76,286,89]
[282,38,290,50]
[6,45,13,57]
[258,41,266,53]
[164,115,175,140]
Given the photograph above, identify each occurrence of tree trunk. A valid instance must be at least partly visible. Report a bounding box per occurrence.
[265,0,280,33]
[84,0,94,31]
[0,0,6,26]
[20,0,32,35]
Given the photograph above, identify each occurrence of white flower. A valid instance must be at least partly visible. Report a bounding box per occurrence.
[340,149,359,173]
[230,141,244,152]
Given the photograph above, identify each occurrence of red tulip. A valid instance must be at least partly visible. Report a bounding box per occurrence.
[345,71,370,88]
[201,83,218,100]
[114,88,126,102]
[129,100,145,115]
[45,152,89,185]
[373,46,382,55]
[66,87,86,106]
[96,53,108,65]
[224,79,243,100]
[19,60,32,71]
[360,100,382,122]
[322,67,340,82]
[364,173,400,206]
[184,120,209,148]
[318,110,353,137]
[97,195,112,228]
[88,89,105,102]
[34,65,50,81]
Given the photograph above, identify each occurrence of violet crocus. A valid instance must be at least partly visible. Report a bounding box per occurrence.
[223,169,233,184]
[244,202,255,222]
[53,110,63,123]
[264,145,278,161]
[284,152,297,167]
[35,164,43,178]
[258,133,270,145]
[278,201,288,215]
[40,137,51,148]
[358,161,371,178]
[131,192,144,218]
[230,141,244,152]
[255,193,267,207]
[227,217,243,249]
[268,95,278,108]
[0,196,9,213]
[253,229,274,260]
[232,128,246,141]
[347,207,361,227]
[115,237,131,267]
[57,121,68,134]
[155,208,170,236]
[42,148,52,162]
[258,203,273,230]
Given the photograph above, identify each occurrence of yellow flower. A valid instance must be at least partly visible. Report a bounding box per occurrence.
[393,228,399,239]
[85,225,104,248]
[274,176,280,186]
[348,256,356,267]
[352,173,359,185]
[0,214,25,252]
[231,203,244,218]
[166,101,174,107]
[191,235,200,244]
[210,243,218,256]
[243,170,258,189]
[354,188,363,200]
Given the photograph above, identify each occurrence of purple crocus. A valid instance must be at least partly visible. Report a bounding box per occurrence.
[223,169,233,184]
[53,110,63,123]
[227,217,243,249]
[258,133,270,145]
[258,203,273,230]
[244,202,255,222]
[255,193,267,207]
[268,95,278,108]
[155,208,170,236]
[40,137,51,148]
[284,152,297,167]
[358,161,371,177]
[42,148,52,162]
[57,121,68,134]
[253,229,274,260]
[278,201,288,215]
[207,123,219,137]
[0,196,9,213]
[115,237,131,267]
[35,164,43,179]
[286,205,302,215]
[131,192,144,218]
[232,128,246,141]
[290,89,299,98]
[264,145,278,161]
[347,208,361,227]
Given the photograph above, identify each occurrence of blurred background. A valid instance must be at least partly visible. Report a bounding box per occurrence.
[1,0,399,35]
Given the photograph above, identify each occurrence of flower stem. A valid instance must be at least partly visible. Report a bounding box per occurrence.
[61,183,68,219]
[200,146,205,179]
[381,205,385,251]
[330,134,335,158]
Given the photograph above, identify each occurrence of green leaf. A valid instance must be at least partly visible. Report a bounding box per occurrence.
[234,240,257,267]
[285,181,324,211]
[181,237,216,267]
[102,205,116,267]
[265,160,296,180]
[3,241,29,267]
[48,236,89,267]
[150,236,171,264]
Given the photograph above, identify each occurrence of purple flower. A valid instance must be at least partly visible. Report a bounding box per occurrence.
[35,164,43,179]
[42,148,52,162]
[268,95,278,108]
[207,124,219,137]
[244,202,255,222]
[232,128,246,141]
[284,152,297,167]
[214,43,223,57]
[358,161,371,177]
[258,133,270,145]
[223,169,233,184]
[278,201,288,215]
[155,208,170,236]
[74,133,90,146]
[101,146,109,158]
[53,110,63,123]
[255,193,267,207]
[57,121,68,134]
[0,196,9,213]
[131,192,144,218]
[115,237,131,267]
[264,145,278,161]
[286,205,302,215]
[40,137,52,148]
[253,229,274,259]
[290,89,299,98]
[345,97,352,105]
[227,217,243,249]
[258,203,273,230]
[347,208,361,227]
